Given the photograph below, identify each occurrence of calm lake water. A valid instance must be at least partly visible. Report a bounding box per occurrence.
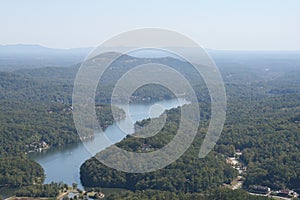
[29,98,189,190]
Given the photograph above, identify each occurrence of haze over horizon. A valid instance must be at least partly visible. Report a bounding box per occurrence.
[1,43,300,52]
[1,0,300,51]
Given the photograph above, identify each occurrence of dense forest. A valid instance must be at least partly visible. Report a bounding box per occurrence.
[81,105,237,192]
[0,156,44,188]
[0,61,124,193]
[80,52,300,197]
[0,98,124,156]
[0,54,200,196]
[15,182,61,197]
[218,73,300,190]
[105,188,270,200]
[0,53,209,156]
[0,50,300,199]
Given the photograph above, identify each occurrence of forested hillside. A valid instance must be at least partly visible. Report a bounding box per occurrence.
[0,54,198,193]
[81,104,237,192]
[0,51,300,199]
[80,54,300,197]
[105,188,269,200]
[0,156,44,188]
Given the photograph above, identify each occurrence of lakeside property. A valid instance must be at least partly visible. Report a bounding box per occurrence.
[225,151,299,200]
[5,184,106,200]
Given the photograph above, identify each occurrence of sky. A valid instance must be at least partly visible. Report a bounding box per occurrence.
[0,0,300,50]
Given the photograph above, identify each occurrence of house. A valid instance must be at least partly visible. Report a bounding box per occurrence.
[226,157,238,166]
[141,144,152,151]
[235,149,242,156]
[249,185,270,194]
[277,190,290,197]
[98,192,105,199]
[277,190,298,198]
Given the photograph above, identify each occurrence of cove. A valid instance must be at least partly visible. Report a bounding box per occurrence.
[30,98,189,189]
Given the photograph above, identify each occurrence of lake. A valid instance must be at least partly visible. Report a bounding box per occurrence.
[29,98,189,190]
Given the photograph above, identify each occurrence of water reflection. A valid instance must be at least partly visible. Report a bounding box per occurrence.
[30,98,189,189]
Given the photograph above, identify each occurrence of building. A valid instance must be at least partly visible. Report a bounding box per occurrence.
[249,185,271,194]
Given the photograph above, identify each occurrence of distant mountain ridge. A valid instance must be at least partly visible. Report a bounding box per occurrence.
[0,44,93,55]
[1,44,300,72]
[1,44,300,55]
[0,44,93,71]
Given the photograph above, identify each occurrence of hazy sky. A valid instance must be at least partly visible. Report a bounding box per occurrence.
[1,0,299,50]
